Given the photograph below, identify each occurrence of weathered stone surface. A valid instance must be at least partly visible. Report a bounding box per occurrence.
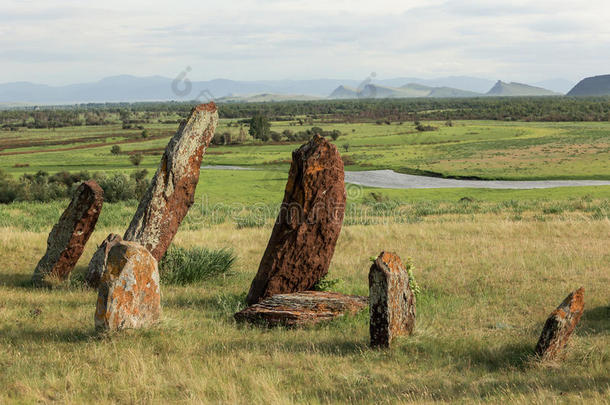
[32,180,103,285]
[123,102,218,261]
[85,233,123,287]
[245,134,346,305]
[235,291,367,327]
[535,287,585,360]
[95,240,160,331]
[369,252,416,348]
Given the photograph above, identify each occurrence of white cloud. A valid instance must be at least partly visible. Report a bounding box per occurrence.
[0,0,609,84]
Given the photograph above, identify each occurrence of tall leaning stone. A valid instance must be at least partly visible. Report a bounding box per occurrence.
[123,102,218,261]
[32,180,103,285]
[95,240,160,331]
[246,134,346,305]
[535,287,585,360]
[369,252,416,348]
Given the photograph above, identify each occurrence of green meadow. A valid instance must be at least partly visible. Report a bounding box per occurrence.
[2,119,610,181]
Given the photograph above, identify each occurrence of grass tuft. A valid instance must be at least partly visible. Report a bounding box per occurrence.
[159,246,236,285]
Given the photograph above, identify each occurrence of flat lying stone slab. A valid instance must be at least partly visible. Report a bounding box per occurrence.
[369,252,416,348]
[245,134,346,305]
[95,240,160,331]
[124,102,218,261]
[235,291,367,327]
[535,287,585,360]
[32,180,103,285]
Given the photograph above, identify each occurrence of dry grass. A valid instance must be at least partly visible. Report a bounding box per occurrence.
[0,215,609,403]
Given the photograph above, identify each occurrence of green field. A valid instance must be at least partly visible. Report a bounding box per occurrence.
[2,119,610,180]
[0,112,609,403]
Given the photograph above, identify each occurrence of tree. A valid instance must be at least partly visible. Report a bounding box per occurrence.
[329,130,341,141]
[141,130,149,138]
[249,113,271,142]
[342,143,350,152]
[111,145,121,155]
[129,153,143,166]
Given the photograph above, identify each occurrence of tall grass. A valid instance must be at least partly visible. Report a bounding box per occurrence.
[159,246,236,285]
[0,217,608,403]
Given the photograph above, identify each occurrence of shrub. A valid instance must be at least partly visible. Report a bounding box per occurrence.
[329,130,341,141]
[415,123,438,132]
[129,153,143,166]
[270,131,282,142]
[313,275,342,291]
[111,145,121,154]
[159,246,236,285]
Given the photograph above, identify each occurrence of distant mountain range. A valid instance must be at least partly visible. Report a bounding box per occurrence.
[330,83,481,99]
[567,75,610,96]
[328,80,563,99]
[0,74,580,105]
[485,80,559,96]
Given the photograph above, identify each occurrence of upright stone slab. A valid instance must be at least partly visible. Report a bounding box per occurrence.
[85,233,123,287]
[369,252,416,348]
[32,180,103,285]
[535,287,585,360]
[245,134,346,305]
[123,102,218,261]
[95,240,160,331]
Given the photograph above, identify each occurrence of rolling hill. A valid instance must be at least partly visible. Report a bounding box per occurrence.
[567,74,610,96]
[328,83,482,99]
[486,81,558,96]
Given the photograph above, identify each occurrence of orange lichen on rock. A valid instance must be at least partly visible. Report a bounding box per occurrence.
[535,287,585,360]
[369,251,416,348]
[245,135,346,305]
[32,180,103,285]
[122,102,218,261]
[94,240,160,331]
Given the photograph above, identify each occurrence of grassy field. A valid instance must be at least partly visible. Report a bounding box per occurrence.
[1,119,610,180]
[0,215,608,403]
[1,115,609,403]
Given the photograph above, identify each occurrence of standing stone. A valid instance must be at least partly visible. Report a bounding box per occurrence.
[245,134,346,305]
[32,180,103,285]
[535,287,585,360]
[369,252,416,348]
[123,102,218,261]
[95,240,160,331]
[85,233,123,287]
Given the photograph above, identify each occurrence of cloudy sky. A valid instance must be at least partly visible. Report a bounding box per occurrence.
[1,0,609,85]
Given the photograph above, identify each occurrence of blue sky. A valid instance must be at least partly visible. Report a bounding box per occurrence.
[1,0,609,85]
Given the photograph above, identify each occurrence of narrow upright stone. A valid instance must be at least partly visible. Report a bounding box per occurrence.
[32,180,103,285]
[535,287,585,360]
[95,240,160,331]
[123,102,218,261]
[245,134,346,305]
[369,252,416,348]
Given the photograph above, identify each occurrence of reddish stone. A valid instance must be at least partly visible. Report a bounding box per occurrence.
[535,287,585,360]
[95,240,160,331]
[123,102,218,261]
[369,252,416,348]
[235,291,367,327]
[245,134,346,305]
[85,233,123,287]
[32,180,103,285]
